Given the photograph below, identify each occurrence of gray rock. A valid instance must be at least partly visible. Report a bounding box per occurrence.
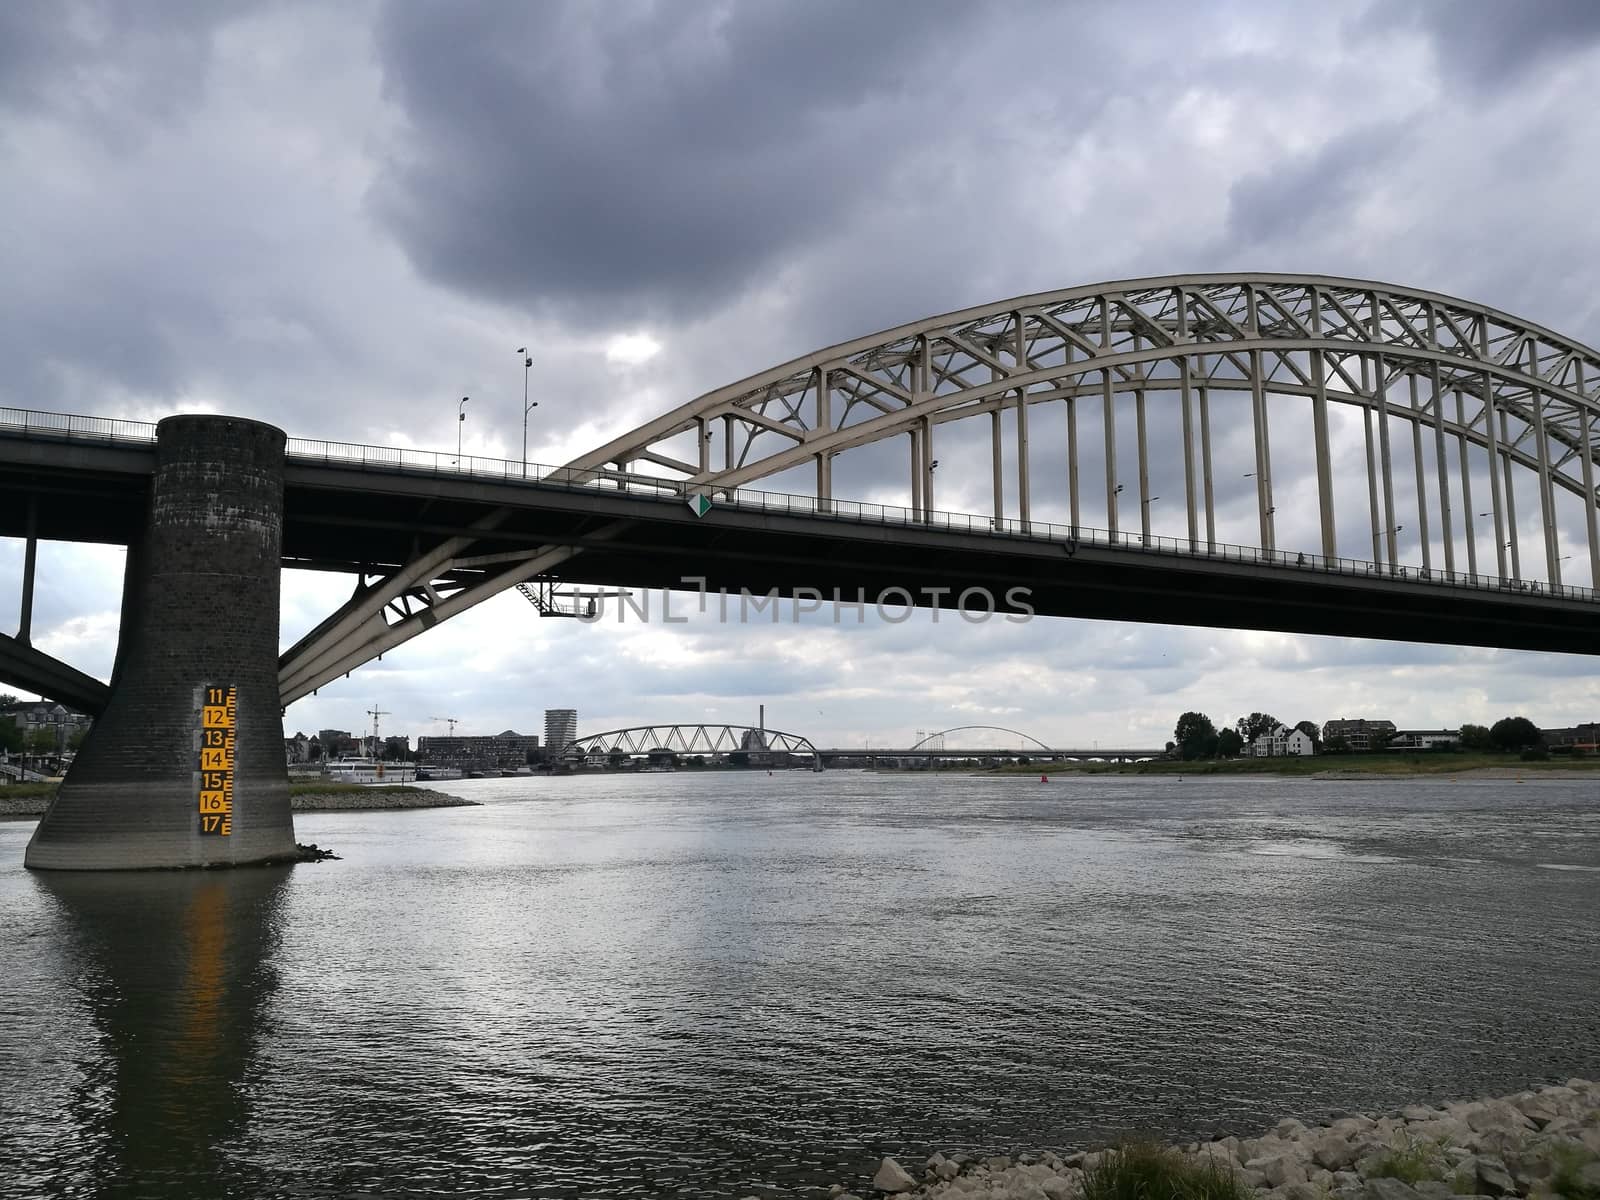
[1311,1133,1359,1171]
[1474,1156,1516,1197]
[1284,1184,1322,1200]
[1466,1103,1534,1136]
[1413,1183,1454,1200]
[935,1159,959,1180]
[1512,1095,1559,1128]
[872,1157,918,1194]
[1247,1154,1307,1188]
[1402,1107,1441,1123]
[1043,1179,1072,1200]
[1277,1120,1311,1140]
[986,1156,1012,1172]
[1366,1178,1426,1200]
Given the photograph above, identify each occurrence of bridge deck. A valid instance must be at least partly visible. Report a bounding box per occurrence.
[3,427,1598,656]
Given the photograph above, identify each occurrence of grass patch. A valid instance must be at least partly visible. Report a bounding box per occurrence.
[1550,1144,1600,1200]
[1081,1142,1252,1200]
[1365,1135,1452,1185]
[0,782,58,799]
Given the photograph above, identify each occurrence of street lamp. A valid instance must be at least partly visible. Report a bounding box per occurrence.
[519,348,536,478]
[456,396,469,465]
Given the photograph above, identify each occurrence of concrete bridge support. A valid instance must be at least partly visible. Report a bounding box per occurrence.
[26,416,296,870]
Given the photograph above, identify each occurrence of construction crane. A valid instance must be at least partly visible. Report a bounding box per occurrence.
[431,716,459,738]
[366,705,390,757]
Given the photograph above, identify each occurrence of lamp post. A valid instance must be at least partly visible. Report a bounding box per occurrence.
[456,396,469,466]
[519,348,536,478]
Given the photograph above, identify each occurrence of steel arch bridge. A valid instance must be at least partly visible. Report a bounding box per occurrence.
[906,726,1054,753]
[7,274,1600,720]
[572,273,1600,588]
[562,724,822,768]
[266,273,1600,697]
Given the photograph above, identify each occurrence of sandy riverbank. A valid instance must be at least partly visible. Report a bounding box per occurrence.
[822,1078,1600,1199]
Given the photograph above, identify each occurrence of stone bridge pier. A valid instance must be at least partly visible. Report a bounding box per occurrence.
[26,415,296,870]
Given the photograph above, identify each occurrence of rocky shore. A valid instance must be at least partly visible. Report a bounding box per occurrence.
[818,1078,1600,1200]
[289,787,476,813]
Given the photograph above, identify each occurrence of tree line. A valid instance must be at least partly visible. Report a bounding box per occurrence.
[1170,710,1550,761]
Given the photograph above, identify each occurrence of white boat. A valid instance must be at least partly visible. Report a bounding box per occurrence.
[323,756,417,784]
[417,766,465,781]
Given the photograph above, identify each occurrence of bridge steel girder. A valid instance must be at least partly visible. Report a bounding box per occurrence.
[0,633,111,717]
[564,274,1600,593]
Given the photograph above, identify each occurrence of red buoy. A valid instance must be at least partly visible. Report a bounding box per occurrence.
[1040,774,1049,782]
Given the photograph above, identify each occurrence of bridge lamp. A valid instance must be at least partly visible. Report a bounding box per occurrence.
[1113,483,1124,494]
[519,349,538,478]
[930,459,939,471]
[456,396,469,465]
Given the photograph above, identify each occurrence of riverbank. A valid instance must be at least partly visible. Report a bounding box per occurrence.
[826,1078,1600,1199]
[985,754,1600,778]
[0,783,476,819]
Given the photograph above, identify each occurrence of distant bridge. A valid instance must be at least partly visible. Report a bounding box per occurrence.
[562,724,822,769]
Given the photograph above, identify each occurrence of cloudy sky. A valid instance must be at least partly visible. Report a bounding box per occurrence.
[4,0,1599,750]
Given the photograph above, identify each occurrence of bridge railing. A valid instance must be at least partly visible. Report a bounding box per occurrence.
[0,406,158,444]
[6,405,1596,607]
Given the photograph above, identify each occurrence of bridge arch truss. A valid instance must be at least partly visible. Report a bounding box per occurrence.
[563,724,822,768]
[906,725,1054,753]
[574,273,1600,592]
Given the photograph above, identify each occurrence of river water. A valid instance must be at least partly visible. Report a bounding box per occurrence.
[2,771,1598,1198]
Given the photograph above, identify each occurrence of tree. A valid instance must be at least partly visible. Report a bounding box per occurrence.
[0,694,21,712]
[1489,716,1542,752]
[26,728,59,756]
[1235,712,1280,746]
[1216,728,1244,758]
[1173,711,1219,760]
[0,720,21,755]
[1293,720,1321,748]
[1459,723,1492,751]
[1323,734,1350,755]
[69,728,89,752]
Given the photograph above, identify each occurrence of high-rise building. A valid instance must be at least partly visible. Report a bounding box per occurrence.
[544,709,577,752]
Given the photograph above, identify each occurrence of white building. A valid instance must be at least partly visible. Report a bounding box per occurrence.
[543,709,577,753]
[1252,724,1316,758]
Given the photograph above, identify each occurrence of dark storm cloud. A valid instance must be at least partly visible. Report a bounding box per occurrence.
[1363,0,1600,91]
[369,0,987,318]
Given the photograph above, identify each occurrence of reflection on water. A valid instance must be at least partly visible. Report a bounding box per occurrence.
[5,867,289,1199]
[1,773,1597,1198]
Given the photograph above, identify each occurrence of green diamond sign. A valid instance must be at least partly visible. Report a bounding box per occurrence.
[686,493,712,518]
